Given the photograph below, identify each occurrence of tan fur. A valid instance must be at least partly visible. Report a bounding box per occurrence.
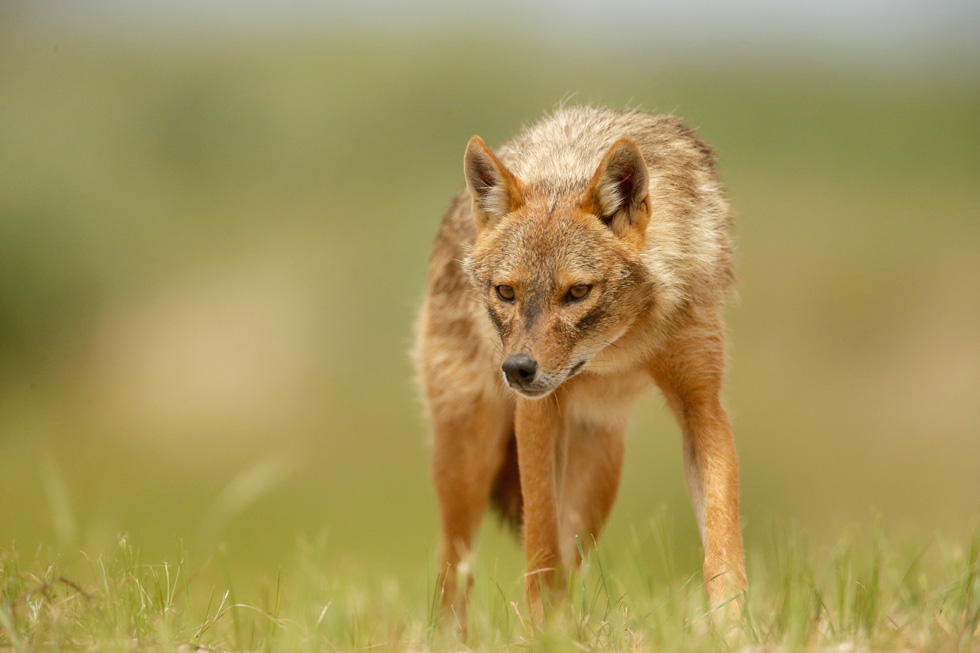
[414,106,746,630]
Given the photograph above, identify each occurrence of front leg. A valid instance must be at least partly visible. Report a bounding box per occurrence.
[679,397,746,612]
[515,397,566,620]
[651,319,747,617]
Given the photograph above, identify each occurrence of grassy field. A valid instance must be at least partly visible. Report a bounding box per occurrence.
[0,12,978,652]
[2,521,979,650]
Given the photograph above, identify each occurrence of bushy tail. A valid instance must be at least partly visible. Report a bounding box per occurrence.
[489,432,523,535]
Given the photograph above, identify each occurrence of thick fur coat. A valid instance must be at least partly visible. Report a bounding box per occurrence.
[415,106,746,628]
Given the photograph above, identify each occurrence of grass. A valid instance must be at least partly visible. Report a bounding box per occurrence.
[2,521,978,651]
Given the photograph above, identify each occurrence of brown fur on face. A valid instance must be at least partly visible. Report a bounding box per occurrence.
[414,106,746,632]
[465,193,654,397]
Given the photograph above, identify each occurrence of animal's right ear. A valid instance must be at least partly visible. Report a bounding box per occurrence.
[463,136,524,232]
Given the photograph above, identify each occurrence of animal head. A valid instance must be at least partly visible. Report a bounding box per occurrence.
[462,136,656,398]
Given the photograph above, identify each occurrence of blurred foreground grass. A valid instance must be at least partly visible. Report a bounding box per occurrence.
[2,521,978,651]
[0,16,978,623]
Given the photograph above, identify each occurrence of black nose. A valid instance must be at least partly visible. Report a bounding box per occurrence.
[502,354,538,386]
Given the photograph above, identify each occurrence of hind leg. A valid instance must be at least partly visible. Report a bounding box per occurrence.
[559,419,626,565]
[431,395,511,632]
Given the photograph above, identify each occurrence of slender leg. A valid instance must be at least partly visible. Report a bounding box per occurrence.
[651,314,747,616]
[431,397,510,633]
[514,396,566,620]
[559,420,626,565]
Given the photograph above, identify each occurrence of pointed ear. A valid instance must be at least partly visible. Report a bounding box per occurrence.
[581,138,650,239]
[463,136,524,232]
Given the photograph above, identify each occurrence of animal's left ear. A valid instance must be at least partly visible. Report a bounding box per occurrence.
[581,138,650,240]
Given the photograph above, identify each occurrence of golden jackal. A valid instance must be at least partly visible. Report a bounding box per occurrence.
[414,106,746,626]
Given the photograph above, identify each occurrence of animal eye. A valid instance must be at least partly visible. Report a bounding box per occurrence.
[566,284,592,301]
[496,285,515,301]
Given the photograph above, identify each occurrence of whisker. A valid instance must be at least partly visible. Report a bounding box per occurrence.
[550,391,563,419]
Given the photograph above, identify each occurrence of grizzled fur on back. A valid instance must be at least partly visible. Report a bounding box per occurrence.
[493,107,734,314]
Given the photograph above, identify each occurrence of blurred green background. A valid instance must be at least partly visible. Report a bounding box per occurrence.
[1,2,978,586]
